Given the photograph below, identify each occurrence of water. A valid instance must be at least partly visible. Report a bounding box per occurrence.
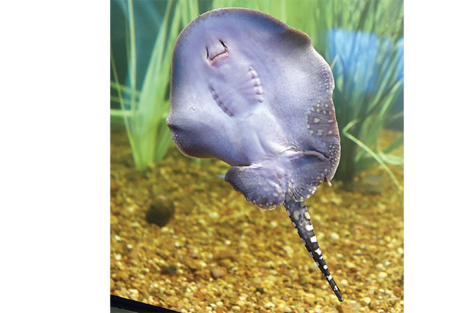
[110,1,404,311]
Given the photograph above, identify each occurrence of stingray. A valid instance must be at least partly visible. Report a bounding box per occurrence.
[167,8,342,302]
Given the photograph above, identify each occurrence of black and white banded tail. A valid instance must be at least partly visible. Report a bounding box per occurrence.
[284,197,343,302]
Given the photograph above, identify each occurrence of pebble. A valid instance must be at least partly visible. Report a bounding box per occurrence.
[304,294,315,306]
[145,196,175,228]
[166,296,179,304]
[331,195,343,205]
[336,304,354,313]
[393,286,402,295]
[111,215,119,224]
[349,301,361,311]
[210,268,226,279]
[330,232,340,240]
[209,211,219,219]
[282,245,294,258]
[162,266,177,275]
[128,288,139,300]
[215,249,236,260]
[378,272,388,279]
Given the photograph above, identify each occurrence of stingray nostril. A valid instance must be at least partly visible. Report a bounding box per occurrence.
[219,39,227,49]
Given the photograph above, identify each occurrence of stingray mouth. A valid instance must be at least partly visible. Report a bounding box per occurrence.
[206,40,228,64]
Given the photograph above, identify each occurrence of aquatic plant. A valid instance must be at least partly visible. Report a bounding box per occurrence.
[326,31,404,188]
[311,0,404,187]
[111,0,199,171]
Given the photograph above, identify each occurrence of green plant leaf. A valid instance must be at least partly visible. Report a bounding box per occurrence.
[343,120,402,190]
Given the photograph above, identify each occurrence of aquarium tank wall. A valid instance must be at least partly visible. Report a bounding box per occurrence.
[111,1,404,312]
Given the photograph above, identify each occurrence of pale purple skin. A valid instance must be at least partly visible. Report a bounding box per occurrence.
[167,8,342,302]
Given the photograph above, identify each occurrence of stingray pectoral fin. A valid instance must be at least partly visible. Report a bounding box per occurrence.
[225,164,286,210]
[286,151,331,202]
[284,197,343,302]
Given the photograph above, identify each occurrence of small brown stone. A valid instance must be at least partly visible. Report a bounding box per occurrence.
[393,286,402,295]
[129,244,141,259]
[336,304,354,313]
[145,196,175,228]
[118,271,129,281]
[166,296,179,304]
[187,262,198,272]
[369,301,379,311]
[149,262,159,273]
[215,249,236,260]
[176,301,185,311]
[211,268,226,279]
[194,290,205,300]
[304,294,315,306]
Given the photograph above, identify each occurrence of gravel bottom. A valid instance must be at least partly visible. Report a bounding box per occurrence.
[111,129,404,313]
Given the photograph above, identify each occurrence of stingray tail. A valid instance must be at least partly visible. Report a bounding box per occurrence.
[284,196,343,302]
